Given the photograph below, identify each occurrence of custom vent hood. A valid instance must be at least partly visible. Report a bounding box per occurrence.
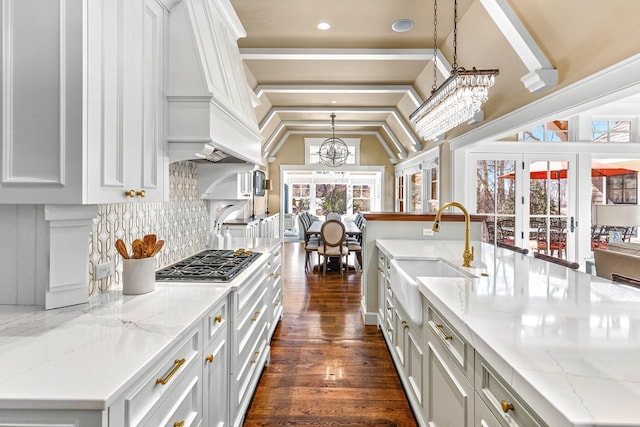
[167,0,263,166]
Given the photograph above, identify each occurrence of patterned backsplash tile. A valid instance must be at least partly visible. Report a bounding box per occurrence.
[88,161,208,297]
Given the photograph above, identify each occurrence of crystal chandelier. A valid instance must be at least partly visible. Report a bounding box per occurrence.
[410,0,498,142]
[319,113,349,167]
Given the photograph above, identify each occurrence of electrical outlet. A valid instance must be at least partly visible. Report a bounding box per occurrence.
[95,261,114,280]
[422,228,434,236]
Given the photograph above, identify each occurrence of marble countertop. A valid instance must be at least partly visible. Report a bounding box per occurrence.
[0,238,282,411]
[376,239,640,427]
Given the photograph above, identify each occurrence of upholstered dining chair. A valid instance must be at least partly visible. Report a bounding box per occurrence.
[317,219,348,278]
[326,212,342,221]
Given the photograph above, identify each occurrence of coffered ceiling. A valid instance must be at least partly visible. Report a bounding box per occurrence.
[230,0,640,163]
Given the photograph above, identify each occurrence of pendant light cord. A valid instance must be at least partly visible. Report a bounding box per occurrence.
[431,0,438,94]
[452,0,458,70]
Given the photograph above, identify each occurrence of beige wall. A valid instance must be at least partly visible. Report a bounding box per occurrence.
[266,134,396,213]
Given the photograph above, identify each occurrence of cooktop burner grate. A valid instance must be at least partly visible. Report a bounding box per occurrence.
[155,249,262,282]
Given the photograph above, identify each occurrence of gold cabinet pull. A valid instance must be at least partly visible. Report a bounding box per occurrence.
[402,320,409,329]
[125,189,136,198]
[501,400,514,413]
[435,324,453,340]
[136,189,146,198]
[174,422,185,427]
[156,358,185,385]
[251,311,261,321]
[214,315,223,323]
[251,350,260,364]
[205,354,214,363]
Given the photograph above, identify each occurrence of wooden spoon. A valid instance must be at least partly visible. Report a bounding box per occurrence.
[150,240,164,257]
[132,239,145,259]
[115,239,130,259]
[143,234,157,257]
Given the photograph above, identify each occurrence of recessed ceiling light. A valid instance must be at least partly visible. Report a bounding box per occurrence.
[392,19,414,33]
[317,22,331,31]
[330,100,338,104]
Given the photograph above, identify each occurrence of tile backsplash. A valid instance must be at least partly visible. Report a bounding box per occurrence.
[88,161,208,296]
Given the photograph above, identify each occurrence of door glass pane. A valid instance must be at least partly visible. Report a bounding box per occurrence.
[410,172,422,212]
[315,184,347,216]
[476,160,516,245]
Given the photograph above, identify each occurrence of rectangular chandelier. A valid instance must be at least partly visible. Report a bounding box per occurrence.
[410,68,499,142]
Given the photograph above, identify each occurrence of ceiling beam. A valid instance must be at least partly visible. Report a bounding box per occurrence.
[480,0,557,93]
[254,84,424,108]
[266,130,399,164]
[240,48,451,81]
[259,106,422,152]
[264,120,407,161]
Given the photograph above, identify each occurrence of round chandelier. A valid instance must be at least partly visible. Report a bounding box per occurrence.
[318,113,349,167]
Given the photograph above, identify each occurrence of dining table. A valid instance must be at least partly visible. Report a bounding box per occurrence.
[306,219,362,237]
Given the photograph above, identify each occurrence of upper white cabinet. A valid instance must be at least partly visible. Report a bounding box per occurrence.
[0,0,169,204]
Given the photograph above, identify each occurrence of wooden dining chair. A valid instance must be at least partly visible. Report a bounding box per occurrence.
[317,219,348,278]
[533,252,579,269]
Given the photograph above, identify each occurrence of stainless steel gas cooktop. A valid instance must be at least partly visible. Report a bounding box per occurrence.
[155,249,261,282]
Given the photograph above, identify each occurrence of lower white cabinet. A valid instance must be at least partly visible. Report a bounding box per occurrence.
[228,258,271,427]
[425,325,474,427]
[203,299,229,427]
[267,243,283,340]
[475,392,502,427]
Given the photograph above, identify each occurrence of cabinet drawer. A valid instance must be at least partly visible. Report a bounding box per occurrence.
[476,358,545,427]
[204,298,227,347]
[236,286,268,357]
[271,283,283,312]
[126,327,200,427]
[142,362,202,427]
[425,304,472,380]
[235,320,268,405]
[236,262,268,314]
[269,247,282,271]
[475,392,502,427]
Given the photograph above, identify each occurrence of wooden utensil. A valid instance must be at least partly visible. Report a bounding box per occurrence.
[115,239,130,259]
[132,239,145,259]
[143,234,157,257]
[150,240,164,257]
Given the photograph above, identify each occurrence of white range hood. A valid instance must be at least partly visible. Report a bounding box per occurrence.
[167,0,263,166]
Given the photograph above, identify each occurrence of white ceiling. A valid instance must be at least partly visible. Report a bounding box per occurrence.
[229,0,640,162]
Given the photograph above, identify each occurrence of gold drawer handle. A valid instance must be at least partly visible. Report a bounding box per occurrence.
[156,358,186,385]
[251,311,261,321]
[402,320,409,329]
[214,315,223,323]
[251,350,260,364]
[435,323,453,340]
[205,354,214,363]
[501,400,514,413]
[174,422,185,427]
[275,300,281,306]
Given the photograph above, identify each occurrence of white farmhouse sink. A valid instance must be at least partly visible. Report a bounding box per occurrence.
[389,259,476,325]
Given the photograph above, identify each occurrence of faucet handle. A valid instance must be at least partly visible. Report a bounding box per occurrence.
[471,245,475,261]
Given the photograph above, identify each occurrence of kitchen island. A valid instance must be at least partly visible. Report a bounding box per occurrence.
[376,239,640,427]
[0,237,282,427]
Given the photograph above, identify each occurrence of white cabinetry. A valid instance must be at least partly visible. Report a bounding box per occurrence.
[424,303,474,427]
[228,258,270,427]
[267,243,283,340]
[0,0,168,204]
[203,299,229,427]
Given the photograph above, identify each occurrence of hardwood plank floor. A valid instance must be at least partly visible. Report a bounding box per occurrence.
[243,242,417,426]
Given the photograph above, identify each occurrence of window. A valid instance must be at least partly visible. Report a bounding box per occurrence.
[410,171,422,212]
[592,120,631,142]
[352,184,371,213]
[606,173,637,204]
[521,121,569,142]
[305,138,360,165]
[291,183,311,214]
[315,183,347,215]
[396,175,405,212]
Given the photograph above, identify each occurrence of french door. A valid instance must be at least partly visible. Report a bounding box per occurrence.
[472,153,577,261]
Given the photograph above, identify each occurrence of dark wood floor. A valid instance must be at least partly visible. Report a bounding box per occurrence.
[243,242,417,426]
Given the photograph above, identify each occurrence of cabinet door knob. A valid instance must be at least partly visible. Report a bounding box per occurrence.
[205,354,214,363]
[214,315,223,323]
[174,422,185,427]
[125,189,136,198]
[501,400,514,413]
[137,189,146,198]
